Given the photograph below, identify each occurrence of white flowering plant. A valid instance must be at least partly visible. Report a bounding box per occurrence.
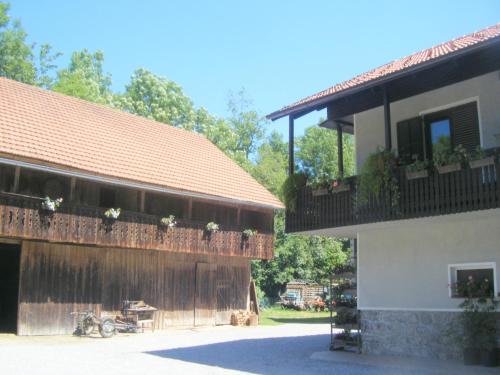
[242,229,257,239]
[205,222,219,233]
[41,197,63,212]
[104,208,121,219]
[160,215,177,228]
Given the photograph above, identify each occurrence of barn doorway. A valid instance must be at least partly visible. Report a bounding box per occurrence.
[0,243,21,333]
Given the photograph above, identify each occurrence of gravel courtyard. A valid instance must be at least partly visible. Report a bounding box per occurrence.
[0,323,496,375]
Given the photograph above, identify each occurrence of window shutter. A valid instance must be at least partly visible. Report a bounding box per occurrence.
[397,117,424,164]
[450,102,480,153]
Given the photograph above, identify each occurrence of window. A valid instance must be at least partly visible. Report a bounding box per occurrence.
[448,262,497,298]
[429,118,452,156]
[397,101,480,165]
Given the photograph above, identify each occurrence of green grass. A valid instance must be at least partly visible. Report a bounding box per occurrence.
[259,306,331,326]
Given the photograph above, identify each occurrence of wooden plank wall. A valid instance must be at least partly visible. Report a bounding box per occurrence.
[17,241,250,335]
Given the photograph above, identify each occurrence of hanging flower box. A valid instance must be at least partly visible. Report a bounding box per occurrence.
[406,169,429,180]
[436,163,461,174]
[469,156,495,169]
[311,187,329,197]
[330,179,350,193]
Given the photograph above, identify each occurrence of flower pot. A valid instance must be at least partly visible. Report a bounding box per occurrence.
[480,349,498,367]
[312,188,329,197]
[463,347,480,366]
[331,184,350,193]
[406,169,429,180]
[469,156,495,169]
[436,163,461,174]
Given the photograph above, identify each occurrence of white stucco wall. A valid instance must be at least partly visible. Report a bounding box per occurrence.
[353,71,500,172]
[357,209,500,311]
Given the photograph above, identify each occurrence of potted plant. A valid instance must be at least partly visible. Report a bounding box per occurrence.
[41,197,63,212]
[281,172,307,212]
[454,275,499,366]
[433,145,467,174]
[309,174,330,197]
[103,208,121,220]
[330,178,350,193]
[205,221,219,233]
[405,160,429,180]
[160,215,177,228]
[242,228,257,240]
[467,146,496,169]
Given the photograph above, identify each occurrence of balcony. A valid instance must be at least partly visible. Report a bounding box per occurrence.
[0,192,273,259]
[286,161,500,234]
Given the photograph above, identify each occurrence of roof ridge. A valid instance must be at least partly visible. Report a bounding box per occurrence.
[268,23,500,120]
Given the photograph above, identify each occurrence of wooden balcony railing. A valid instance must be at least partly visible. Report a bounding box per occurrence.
[0,193,273,259]
[286,161,500,233]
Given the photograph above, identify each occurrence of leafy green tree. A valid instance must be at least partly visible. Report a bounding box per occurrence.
[296,126,355,184]
[117,68,196,129]
[0,3,60,87]
[252,131,288,199]
[52,49,112,103]
[227,89,265,159]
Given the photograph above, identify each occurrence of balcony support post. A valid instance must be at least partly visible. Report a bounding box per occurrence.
[12,166,20,193]
[383,87,392,150]
[288,115,295,175]
[336,121,344,178]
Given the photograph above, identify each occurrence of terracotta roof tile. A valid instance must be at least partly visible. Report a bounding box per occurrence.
[0,78,283,208]
[268,23,500,120]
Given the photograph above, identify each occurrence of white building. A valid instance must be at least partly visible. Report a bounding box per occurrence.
[268,23,500,359]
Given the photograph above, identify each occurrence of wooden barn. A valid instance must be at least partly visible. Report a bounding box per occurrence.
[0,77,282,335]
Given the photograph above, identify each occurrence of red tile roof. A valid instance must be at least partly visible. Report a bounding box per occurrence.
[0,78,283,208]
[267,23,500,120]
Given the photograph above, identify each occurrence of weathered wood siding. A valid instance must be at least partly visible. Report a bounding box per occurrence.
[0,192,274,259]
[18,241,250,335]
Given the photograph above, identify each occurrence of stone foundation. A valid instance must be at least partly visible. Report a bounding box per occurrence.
[360,310,463,360]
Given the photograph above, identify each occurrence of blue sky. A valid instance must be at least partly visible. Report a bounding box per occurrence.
[9,0,500,138]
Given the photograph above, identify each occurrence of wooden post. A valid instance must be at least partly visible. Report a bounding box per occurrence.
[69,177,76,202]
[12,166,20,193]
[187,199,193,220]
[383,87,392,150]
[236,208,241,226]
[139,191,146,212]
[288,115,295,175]
[336,122,344,178]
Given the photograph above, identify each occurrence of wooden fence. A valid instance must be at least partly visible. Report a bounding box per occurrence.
[286,162,500,233]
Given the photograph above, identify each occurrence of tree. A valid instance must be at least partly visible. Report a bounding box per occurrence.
[226,89,266,159]
[52,49,112,104]
[117,68,196,129]
[252,131,288,199]
[0,3,59,87]
[296,126,355,184]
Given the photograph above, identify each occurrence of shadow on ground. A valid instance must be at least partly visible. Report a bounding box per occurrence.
[265,316,330,325]
[145,334,336,375]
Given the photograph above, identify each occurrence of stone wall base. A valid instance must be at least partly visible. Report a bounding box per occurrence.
[360,310,463,360]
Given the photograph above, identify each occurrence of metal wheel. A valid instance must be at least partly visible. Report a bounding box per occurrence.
[82,316,95,335]
[98,318,115,338]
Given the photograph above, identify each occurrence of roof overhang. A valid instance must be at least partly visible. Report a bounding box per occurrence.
[267,37,500,122]
[0,156,283,210]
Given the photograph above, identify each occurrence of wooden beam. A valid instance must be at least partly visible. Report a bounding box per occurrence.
[12,166,20,193]
[236,208,241,226]
[187,199,193,220]
[139,191,146,213]
[69,177,76,202]
[288,115,295,175]
[383,87,392,150]
[336,122,344,178]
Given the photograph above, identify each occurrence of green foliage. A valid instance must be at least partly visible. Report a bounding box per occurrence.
[406,159,428,173]
[281,173,307,212]
[0,3,60,86]
[296,126,354,185]
[357,147,399,207]
[53,49,112,103]
[433,144,467,167]
[465,145,487,162]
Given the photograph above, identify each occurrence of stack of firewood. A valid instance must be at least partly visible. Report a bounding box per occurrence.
[230,310,258,326]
